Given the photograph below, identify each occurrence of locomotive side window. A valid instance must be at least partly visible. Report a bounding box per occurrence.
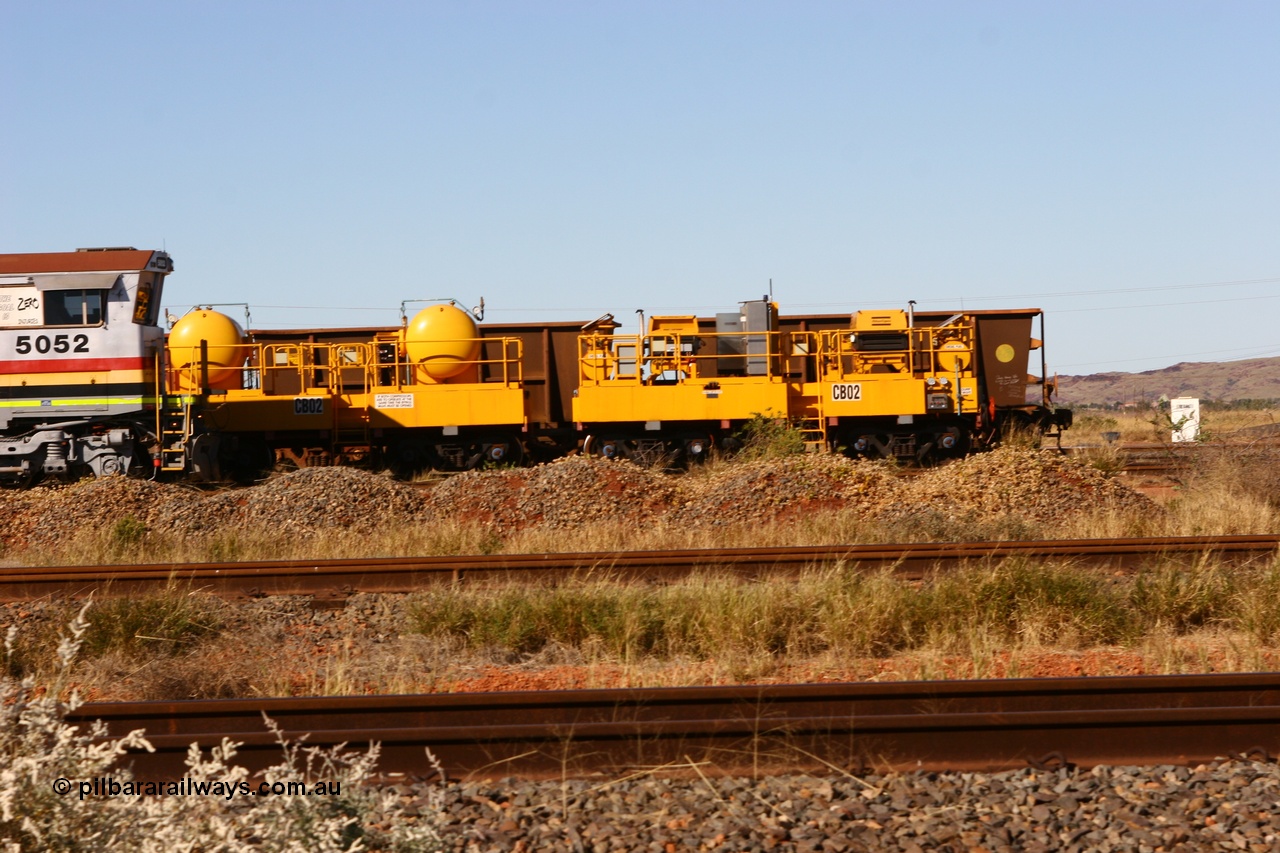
[44,289,104,326]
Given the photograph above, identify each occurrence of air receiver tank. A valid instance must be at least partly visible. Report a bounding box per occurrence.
[403,303,481,384]
[166,309,247,391]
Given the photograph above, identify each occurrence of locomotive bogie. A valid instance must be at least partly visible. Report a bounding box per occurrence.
[0,428,138,483]
[835,418,972,463]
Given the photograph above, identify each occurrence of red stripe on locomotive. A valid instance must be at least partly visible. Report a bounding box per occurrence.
[0,357,150,374]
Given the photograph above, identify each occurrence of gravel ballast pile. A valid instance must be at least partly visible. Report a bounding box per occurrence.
[0,448,1156,551]
[677,456,903,528]
[3,477,198,549]
[878,448,1159,528]
[424,457,679,530]
[418,759,1279,852]
[178,467,431,536]
[1,467,432,545]
[420,448,1156,533]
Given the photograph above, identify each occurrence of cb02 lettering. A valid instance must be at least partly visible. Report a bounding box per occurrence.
[294,398,324,415]
[831,383,862,402]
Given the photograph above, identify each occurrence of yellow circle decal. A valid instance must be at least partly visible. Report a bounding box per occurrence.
[995,344,1016,363]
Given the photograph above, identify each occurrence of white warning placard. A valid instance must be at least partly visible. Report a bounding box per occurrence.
[375,393,414,409]
[1171,397,1200,443]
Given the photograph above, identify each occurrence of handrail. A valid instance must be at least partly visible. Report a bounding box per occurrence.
[168,338,525,396]
[816,324,977,381]
[578,329,789,384]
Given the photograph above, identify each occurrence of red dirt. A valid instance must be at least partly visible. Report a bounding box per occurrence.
[436,648,1263,694]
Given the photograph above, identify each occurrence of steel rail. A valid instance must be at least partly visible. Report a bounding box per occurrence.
[4,535,1279,601]
[73,673,1280,780]
[1061,438,1280,475]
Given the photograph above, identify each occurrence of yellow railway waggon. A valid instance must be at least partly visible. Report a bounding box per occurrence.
[573,299,1069,464]
[0,248,1070,485]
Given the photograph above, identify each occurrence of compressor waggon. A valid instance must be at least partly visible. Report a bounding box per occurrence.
[570,300,1069,464]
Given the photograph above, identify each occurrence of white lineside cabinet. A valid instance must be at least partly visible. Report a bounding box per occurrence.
[1171,397,1200,443]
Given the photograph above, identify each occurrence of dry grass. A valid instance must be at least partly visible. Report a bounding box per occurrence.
[1065,405,1280,445]
[30,550,1269,696]
[21,484,1272,567]
[21,518,507,567]
[8,443,1280,701]
[401,559,1280,666]
[1,605,447,851]
[4,586,224,682]
[11,556,1280,701]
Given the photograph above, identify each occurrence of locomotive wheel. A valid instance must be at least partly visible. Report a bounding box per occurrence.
[598,438,628,460]
[2,468,37,489]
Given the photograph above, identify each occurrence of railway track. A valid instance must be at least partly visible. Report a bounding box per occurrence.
[1,535,1277,600]
[5,535,1279,601]
[1062,437,1280,475]
[75,673,1280,780]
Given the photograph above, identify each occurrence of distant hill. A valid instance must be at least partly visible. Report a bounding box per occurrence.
[1054,356,1280,407]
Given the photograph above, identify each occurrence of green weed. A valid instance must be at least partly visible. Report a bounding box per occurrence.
[81,588,225,659]
[733,412,807,460]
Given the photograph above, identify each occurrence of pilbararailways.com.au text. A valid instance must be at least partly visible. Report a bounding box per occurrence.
[53,776,344,802]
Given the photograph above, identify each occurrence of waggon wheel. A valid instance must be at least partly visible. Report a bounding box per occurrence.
[583,435,629,460]
[680,435,713,465]
[480,436,525,467]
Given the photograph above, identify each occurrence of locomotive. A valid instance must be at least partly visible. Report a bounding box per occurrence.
[0,248,169,485]
[0,248,1071,486]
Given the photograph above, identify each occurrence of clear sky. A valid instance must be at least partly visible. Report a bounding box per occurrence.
[3,1,1277,376]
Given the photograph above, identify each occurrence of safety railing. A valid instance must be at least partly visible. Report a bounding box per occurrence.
[578,330,788,385]
[815,323,977,382]
[166,337,524,396]
[383,336,524,389]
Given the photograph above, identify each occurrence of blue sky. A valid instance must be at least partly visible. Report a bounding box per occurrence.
[3,2,1277,375]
